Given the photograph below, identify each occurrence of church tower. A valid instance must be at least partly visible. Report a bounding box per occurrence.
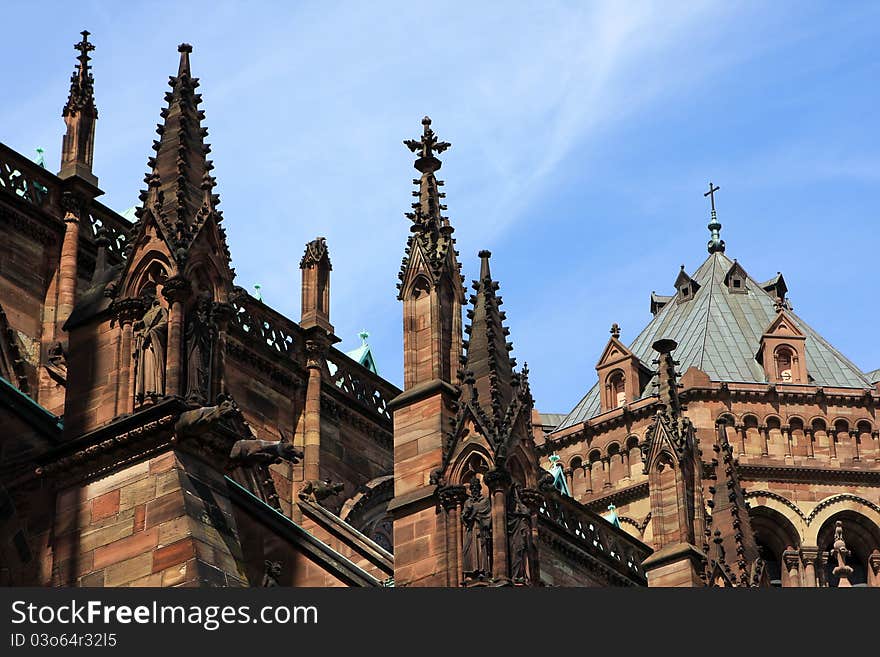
[389,117,465,586]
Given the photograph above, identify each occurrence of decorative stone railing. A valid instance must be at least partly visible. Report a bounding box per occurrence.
[0,142,132,263]
[86,201,131,261]
[230,295,298,358]
[0,143,60,211]
[325,348,396,422]
[537,491,650,583]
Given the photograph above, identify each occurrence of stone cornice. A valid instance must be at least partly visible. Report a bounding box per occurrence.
[37,397,241,486]
[581,481,650,511]
[387,378,459,412]
[226,338,302,389]
[739,463,880,486]
[541,381,878,456]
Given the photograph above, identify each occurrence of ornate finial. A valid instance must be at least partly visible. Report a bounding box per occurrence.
[653,338,681,416]
[705,181,725,254]
[64,30,97,118]
[300,236,331,270]
[358,330,369,344]
[610,323,621,339]
[831,520,854,586]
[75,30,95,68]
[253,284,262,301]
[177,43,193,76]
[404,116,451,174]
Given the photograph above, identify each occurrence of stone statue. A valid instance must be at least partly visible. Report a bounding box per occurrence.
[507,485,532,583]
[299,478,345,505]
[229,431,304,467]
[134,290,168,402]
[461,477,492,578]
[184,290,215,404]
[261,560,282,587]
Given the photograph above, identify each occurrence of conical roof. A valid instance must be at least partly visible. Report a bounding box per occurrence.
[555,250,873,432]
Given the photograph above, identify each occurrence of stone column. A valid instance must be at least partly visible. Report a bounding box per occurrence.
[303,338,326,483]
[520,488,544,586]
[759,425,769,457]
[484,469,511,583]
[439,485,467,587]
[800,546,819,587]
[734,424,746,456]
[782,547,801,587]
[57,193,82,329]
[782,425,792,459]
[829,428,838,460]
[850,430,860,461]
[162,277,190,398]
[114,298,144,416]
[805,428,815,458]
[603,458,612,489]
[210,301,235,400]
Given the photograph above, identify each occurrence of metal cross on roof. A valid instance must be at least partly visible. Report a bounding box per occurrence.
[704,181,720,213]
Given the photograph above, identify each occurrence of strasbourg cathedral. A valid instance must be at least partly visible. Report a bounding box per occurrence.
[0,33,878,589]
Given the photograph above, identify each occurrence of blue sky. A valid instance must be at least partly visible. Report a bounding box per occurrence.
[4,1,878,414]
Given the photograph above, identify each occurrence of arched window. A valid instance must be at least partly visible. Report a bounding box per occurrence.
[775,346,794,382]
[608,370,626,408]
[749,506,801,587]
[817,511,880,587]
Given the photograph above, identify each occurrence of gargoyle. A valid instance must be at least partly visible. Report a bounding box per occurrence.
[229,431,303,467]
[261,560,282,587]
[299,477,344,505]
[175,398,237,438]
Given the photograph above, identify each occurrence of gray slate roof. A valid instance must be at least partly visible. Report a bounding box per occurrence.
[866,369,880,384]
[554,251,872,432]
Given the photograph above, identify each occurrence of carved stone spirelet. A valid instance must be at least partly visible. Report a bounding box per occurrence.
[299,237,331,270]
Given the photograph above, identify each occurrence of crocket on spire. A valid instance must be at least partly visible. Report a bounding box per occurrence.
[134,43,229,266]
[59,30,99,184]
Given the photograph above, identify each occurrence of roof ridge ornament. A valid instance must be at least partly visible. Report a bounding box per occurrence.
[705,181,725,254]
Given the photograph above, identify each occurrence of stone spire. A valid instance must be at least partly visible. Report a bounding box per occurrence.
[59,30,99,185]
[397,116,462,298]
[704,181,725,254]
[705,419,760,586]
[462,250,517,423]
[134,43,229,266]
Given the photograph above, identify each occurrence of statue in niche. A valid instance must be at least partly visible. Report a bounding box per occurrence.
[507,485,532,584]
[184,289,216,404]
[134,288,168,403]
[461,477,493,579]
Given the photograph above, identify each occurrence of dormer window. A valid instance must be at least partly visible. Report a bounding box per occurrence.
[724,260,748,294]
[674,266,700,304]
[757,311,808,385]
